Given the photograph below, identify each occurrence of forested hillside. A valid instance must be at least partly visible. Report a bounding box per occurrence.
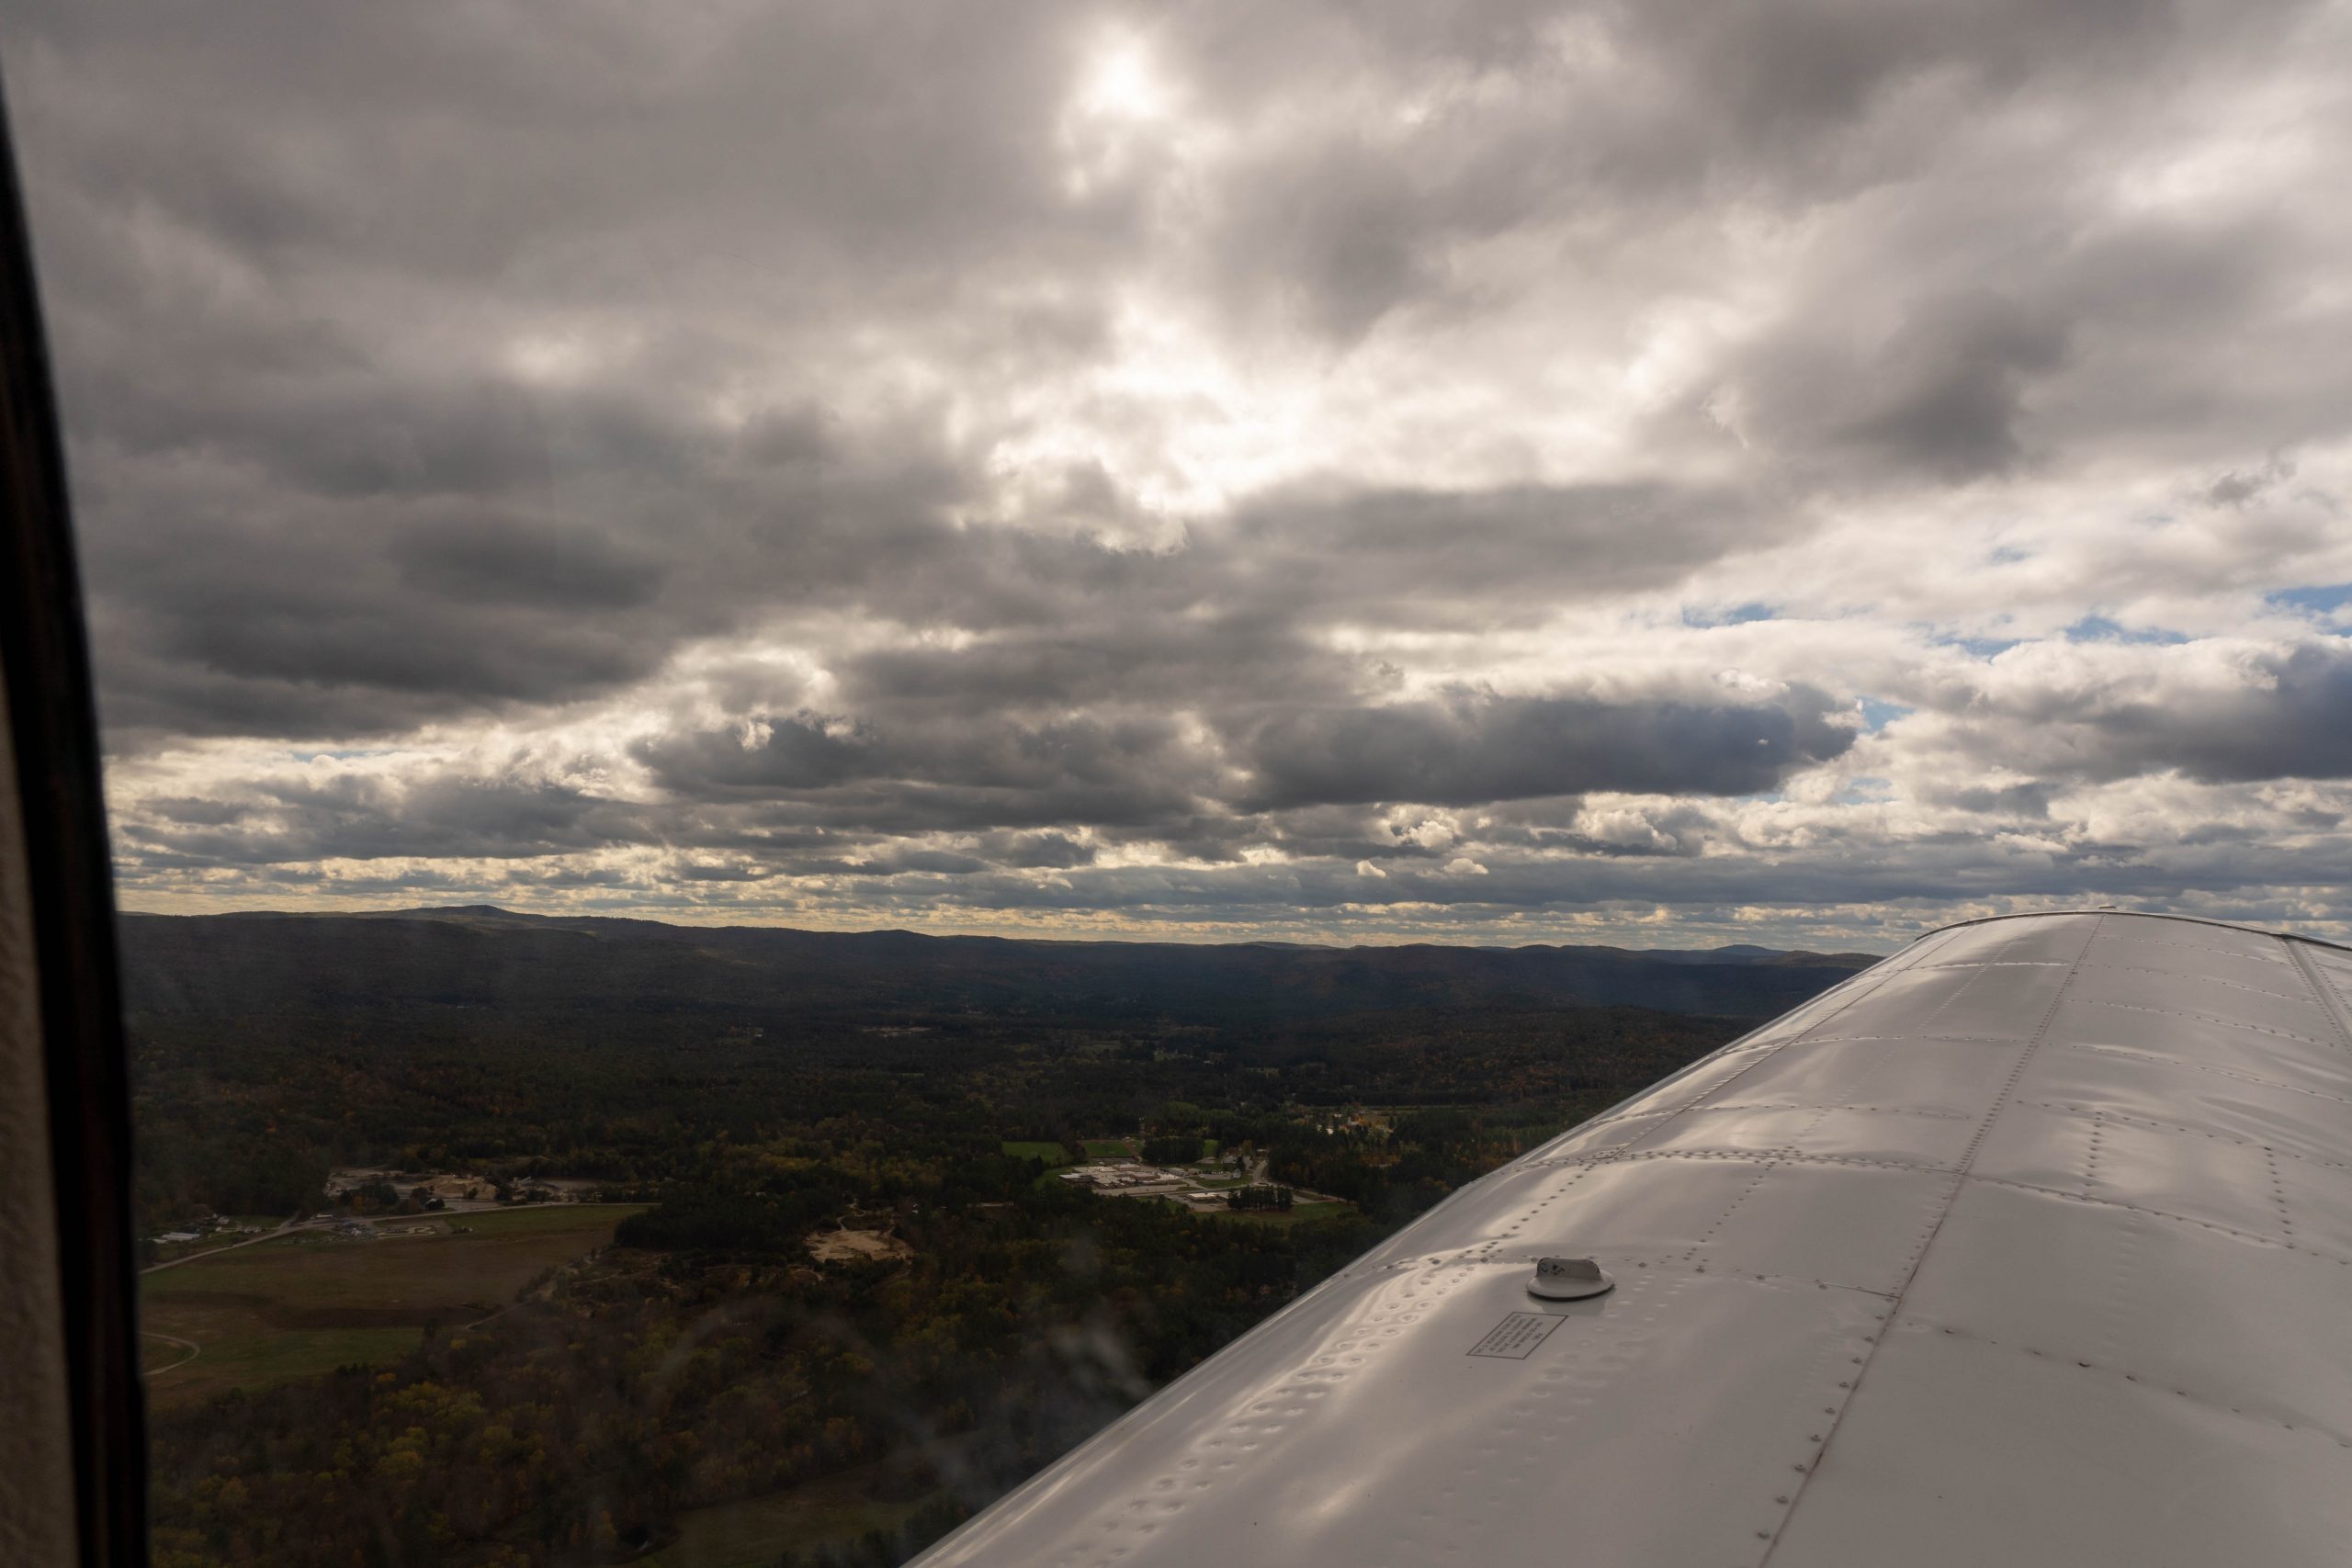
[119,906,1876,1023]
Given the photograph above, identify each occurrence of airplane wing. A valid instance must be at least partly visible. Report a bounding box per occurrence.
[914,911,2352,1566]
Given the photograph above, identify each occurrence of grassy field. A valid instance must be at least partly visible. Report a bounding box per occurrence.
[139,1204,644,1408]
[450,1203,648,1237]
[1080,1138,1134,1158]
[1000,1140,1073,1167]
[642,1462,942,1567]
[141,1323,420,1394]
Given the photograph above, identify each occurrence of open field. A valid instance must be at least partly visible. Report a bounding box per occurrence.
[1000,1139,1073,1166]
[450,1202,647,1237]
[141,1321,420,1396]
[139,1204,645,1407]
[643,1462,944,1567]
[1080,1139,1134,1158]
[807,1226,915,1264]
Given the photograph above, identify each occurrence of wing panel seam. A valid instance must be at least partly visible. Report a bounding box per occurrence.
[2075,996,2339,1049]
[2066,1042,2352,1105]
[1756,911,2106,1566]
[1965,1175,2352,1266]
[1894,1314,2352,1450]
[2027,1100,2352,1172]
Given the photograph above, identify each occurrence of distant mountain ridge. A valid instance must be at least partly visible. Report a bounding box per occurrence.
[118,905,1883,1027]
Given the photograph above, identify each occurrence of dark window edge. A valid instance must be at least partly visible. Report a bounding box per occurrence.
[0,65,152,1568]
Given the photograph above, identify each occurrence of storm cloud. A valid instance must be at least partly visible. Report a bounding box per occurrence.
[8,0,2352,946]
[1236,690,1854,809]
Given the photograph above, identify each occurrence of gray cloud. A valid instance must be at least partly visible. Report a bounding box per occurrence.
[1237,689,1853,809]
[121,771,639,867]
[9,0,2352,942]
[634,707,1220,835]
[1737,290,2073,482]
[1970,642,2352,784]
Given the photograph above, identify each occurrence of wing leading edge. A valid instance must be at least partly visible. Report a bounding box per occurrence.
[914,911,2352,1568]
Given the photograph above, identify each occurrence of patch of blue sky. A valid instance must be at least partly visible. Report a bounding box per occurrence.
[1986,546,2030,565]
[2267,583,2352,620]
[1935,634,2021,659]
[1679,601,1779,628]
[2063,615,2189,646]
[1858,698,1913,732]
[1840,776,1894,803]
[292,747,388,761]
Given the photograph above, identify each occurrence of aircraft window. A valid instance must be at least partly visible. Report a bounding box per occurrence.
[5,5,2342,1566]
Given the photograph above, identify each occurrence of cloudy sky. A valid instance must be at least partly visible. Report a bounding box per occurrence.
[9,0,2352,949]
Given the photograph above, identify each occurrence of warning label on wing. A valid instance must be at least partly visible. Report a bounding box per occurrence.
[1465,1311,1566,1359]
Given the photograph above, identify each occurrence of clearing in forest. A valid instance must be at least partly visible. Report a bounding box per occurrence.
[806,1226,916,1264]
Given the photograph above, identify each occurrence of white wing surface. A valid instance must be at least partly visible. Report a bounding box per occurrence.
[914,911,2352,1567]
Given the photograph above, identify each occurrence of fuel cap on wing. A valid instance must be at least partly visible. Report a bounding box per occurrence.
[1528,1256,1613,1300]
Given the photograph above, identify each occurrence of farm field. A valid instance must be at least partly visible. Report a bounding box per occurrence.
[139,1204,645,1408]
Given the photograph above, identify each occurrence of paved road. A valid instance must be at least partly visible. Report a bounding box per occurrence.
[140,1218,318,1275]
